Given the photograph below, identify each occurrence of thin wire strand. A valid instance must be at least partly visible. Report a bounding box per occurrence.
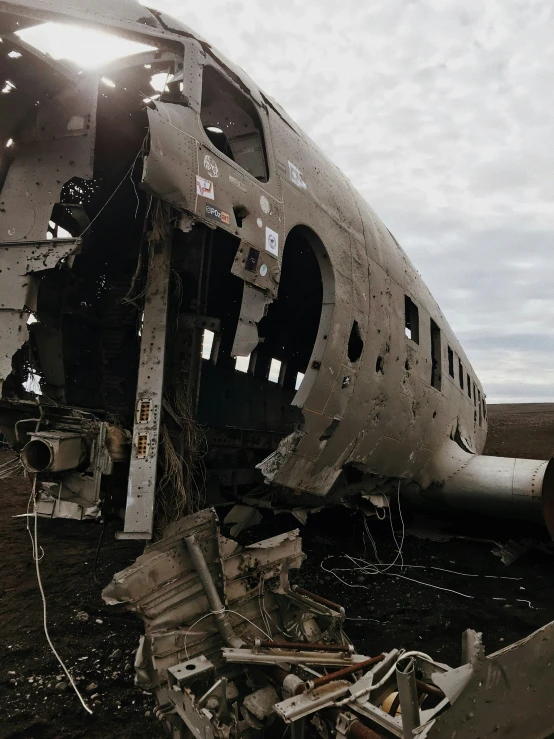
[184,608,271,660]
[29,478,92,714]
[79,140,146,237]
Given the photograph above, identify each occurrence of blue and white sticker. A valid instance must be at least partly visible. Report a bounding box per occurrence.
[265,226,279,257]
[259,263,268,277]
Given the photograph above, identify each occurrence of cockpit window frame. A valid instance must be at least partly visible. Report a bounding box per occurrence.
[197,61,272,185]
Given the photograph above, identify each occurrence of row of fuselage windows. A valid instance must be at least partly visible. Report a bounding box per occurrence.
[202,329,305,390]
[404,296,486,425]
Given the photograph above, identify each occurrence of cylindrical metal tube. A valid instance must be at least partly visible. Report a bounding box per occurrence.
[415,679,445,700]
[300,654,385,693]
[292,586,344,612]
[258,640,351,653]
[327,709,384,739]
[21,432,84,473]
[184,533,244,649]
[396,658,420,738]
[403,443,554,537]
[349,720,384,739]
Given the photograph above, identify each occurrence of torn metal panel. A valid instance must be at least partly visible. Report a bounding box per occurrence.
[0,69,96,391]
[231,240,280,296]
[231,283,272,358]
[0,79,96,241]
[419,620,554,739]
[143,102,198,211]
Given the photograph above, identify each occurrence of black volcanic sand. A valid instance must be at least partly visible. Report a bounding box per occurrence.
[1,403,554,738]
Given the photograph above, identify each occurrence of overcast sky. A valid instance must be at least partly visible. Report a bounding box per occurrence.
[25,0,553,403]
[147,0,553,404]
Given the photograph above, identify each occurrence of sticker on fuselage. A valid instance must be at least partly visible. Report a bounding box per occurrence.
[260,195,270,214]
[265,226,279,257]
[205,204,230,225]
[245,247,260,273]
[288,160,307,190]
[203,155,219,178]
[259,263,268,277]
[196,175,214,199]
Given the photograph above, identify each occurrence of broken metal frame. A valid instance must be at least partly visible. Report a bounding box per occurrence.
[102,507,554,739]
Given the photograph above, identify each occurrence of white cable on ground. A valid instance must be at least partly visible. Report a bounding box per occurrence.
[388,480,405,570]
[28,478,92,714]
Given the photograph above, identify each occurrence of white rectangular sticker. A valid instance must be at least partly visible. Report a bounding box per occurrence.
[196,175,214,200]
[265,226,279,257]
[288,160,307,190]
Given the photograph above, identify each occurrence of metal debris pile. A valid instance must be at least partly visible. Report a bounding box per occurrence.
[102,508,554,738]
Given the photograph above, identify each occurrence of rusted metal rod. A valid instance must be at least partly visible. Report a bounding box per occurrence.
[258,640,351,653]
[298,654,385,693]
[327,709,384,739]
[292,585,343,612]
[349,720,385,739]
[415,678,445,699]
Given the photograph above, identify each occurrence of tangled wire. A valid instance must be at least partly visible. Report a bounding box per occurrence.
[0,453,23,480]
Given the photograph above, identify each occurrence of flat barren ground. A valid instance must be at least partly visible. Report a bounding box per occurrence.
[1,403,553,738]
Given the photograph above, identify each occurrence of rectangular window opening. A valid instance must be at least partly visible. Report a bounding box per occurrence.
[404,296,419,344]
[235,355,250,373]
[430,319,442,391]
[467,374,471,398]
[201,65,269,182]
[295,371,305,390]
[202,329,215,360]
[458,359,464,390]
[447,346,454,378]
[473,383,477,406]
[478,390,482,426]
[268,358,281,383]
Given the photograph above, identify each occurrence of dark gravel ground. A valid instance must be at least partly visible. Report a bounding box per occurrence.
[1,402,553,738]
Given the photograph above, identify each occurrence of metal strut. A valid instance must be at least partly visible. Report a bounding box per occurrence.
[118,203,172,540]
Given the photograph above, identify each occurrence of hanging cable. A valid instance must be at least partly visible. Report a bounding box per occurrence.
[27,476,93,714]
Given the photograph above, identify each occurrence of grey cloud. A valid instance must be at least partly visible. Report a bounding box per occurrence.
[151,0,552,402]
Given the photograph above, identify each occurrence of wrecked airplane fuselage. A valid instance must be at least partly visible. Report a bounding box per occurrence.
[1,0,553,537]
[1,1,554,737]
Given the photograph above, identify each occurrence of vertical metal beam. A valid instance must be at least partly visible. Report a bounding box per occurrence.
[396,659,420,739]
[118,205,172,540]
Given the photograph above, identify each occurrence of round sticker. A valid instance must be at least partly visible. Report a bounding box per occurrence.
[257,218,263,228]
[259,264,268,277]
[203,154,219,178]
[260,195,270,214]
